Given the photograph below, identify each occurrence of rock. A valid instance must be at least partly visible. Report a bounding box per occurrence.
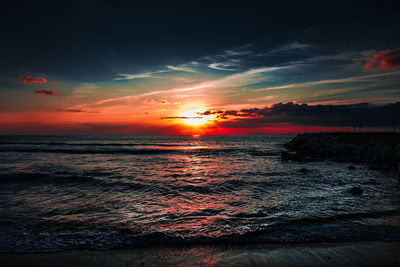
[347,165,356,170]
[381,145,395,161]
[328,142,347,156]
[349,186,363,195]
[281,151,297,161]
[298,168,309,173]
[395,151,400,162]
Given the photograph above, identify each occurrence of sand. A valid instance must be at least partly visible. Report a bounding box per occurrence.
[1,241,400,266]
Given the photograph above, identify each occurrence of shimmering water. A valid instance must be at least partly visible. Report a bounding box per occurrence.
[0,135,399,252]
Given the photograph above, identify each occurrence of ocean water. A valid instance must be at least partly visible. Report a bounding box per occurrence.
[0,135,399,252]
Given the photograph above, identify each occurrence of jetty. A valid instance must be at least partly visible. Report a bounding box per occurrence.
[282,132,400,176]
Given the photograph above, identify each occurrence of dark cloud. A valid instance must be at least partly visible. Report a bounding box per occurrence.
[202,102,400,128]
[35,89,57,95]
[364,48,400,70]
[1,1,399,83]
[65,109,99,113]
[19,76,47,84]
[161,116,203,120]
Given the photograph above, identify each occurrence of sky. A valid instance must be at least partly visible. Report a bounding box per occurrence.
[1,0,400,135]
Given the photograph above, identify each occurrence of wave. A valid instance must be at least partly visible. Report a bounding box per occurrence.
[0,147,267,157]
[0,142,195,147]
[2,212,400,253]
[0,147,181,155]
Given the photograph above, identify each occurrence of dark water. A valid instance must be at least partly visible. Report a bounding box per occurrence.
[0,135,399,252]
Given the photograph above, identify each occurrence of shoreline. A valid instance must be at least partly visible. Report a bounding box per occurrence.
[2,241,400,266]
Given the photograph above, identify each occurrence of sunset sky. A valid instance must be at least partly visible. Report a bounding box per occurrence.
[1,1,399,134]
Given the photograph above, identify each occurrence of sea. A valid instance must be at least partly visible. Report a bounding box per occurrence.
[0,135,399,253]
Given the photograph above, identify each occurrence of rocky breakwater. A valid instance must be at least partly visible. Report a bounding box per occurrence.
[283,132,400,176]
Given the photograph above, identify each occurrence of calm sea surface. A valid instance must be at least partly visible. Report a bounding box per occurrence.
[0,135,399,252]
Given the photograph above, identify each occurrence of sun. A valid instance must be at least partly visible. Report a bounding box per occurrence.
[179,109,210,127]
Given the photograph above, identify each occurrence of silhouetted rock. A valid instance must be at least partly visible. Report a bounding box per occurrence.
[348,165,356,170]
[298,168,309,173]
[281,151,295,161]
[284,132,400,173]
[349,186,363,195]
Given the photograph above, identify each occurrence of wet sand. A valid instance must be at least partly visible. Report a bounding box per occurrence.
[1,241,400,266]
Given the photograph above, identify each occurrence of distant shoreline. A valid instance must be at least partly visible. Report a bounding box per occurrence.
[1,241,399,266]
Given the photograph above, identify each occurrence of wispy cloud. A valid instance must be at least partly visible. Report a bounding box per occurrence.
[208,63,237,71]
[270,42,310,53]
[114,70,168,80]
[81,66,287,109]
[255,71,400,92]
[167,65,197,73]
[137,66,285,97]
[114,65,197,81]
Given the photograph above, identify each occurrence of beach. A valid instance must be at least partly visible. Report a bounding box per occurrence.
[2,241,400,266]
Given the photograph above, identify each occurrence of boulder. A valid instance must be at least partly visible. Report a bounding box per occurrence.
[349,186,363,195]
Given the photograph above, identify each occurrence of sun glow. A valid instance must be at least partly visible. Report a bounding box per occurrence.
[179,109,210,127]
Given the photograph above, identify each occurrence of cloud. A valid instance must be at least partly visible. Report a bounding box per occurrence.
[19,76,48,84]
[208,63,237,71]
[115,65,196,81]
[144,99,155,104]
[161,116,203,120]
[364,49,400,70]
[143,99,169,104]
[95,66,286,107]
[35,89,57,95]
[64,109,99,113]
[167,65,197,73]
[114,70,167,80]
[255,71,400,92]
[201,101,400,128]
[270,42,310,53]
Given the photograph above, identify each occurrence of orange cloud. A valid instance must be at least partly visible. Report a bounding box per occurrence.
[364,49,400,70]
[144,99,169,104]
[19,76,48,84]
[35,89,57,95]
[144,99,155,104]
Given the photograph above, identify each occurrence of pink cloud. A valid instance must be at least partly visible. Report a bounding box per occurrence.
[144,99,155,104]
[35,89,57,96]
[19,76,48,84]
[157,100,169,104]
[364,49,400,70]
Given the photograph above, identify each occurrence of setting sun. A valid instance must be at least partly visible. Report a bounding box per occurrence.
[179,109,211,127]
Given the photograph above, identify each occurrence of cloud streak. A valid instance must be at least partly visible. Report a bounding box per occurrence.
[19,76,48,84]
[89,66,286,108]
[255,71,400,92]
[114,64,197,81]
[35,89,57,95]
[114,70,168,80]
[166,65,197,73]
[208,63,237,71]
